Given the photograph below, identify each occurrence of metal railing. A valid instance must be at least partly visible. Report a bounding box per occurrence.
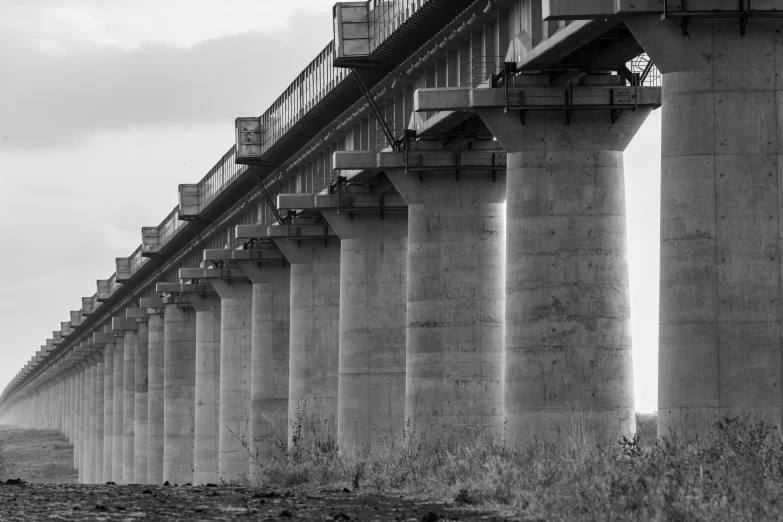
[368,0,430,52]
[157,206,185,248]
[628,54,661,87]
[256,44,350,159]
[467,56,506,88]
[198,147,246,210]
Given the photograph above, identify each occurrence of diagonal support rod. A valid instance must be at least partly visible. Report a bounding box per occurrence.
[352,69,397,150]
[249,165,286,225]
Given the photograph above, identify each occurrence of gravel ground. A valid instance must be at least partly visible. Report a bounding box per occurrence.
[0,482,521,521]
[0,425,520,521]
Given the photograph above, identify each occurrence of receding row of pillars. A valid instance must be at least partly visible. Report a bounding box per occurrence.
[2,108,651,485]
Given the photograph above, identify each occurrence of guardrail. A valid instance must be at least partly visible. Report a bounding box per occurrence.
[369,0,431,53]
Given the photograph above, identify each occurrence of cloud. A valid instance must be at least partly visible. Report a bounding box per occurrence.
[0,11,332,151]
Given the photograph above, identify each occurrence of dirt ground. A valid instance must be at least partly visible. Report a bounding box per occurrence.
[0,425,518,522]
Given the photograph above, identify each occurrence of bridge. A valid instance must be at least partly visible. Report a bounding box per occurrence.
[1,0,778,485]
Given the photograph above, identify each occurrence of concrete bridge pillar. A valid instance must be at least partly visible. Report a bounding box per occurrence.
[163,301,197,485]
[133,314,150,484]
[102,340,115,484]
[479,102,650,443]
[65,374,73,442]
[58,377,65,435]
[386,168,506,437]
[321,209,408,450]
[626,16,783,434]
[273,240,341,449]
[94,350,105,483]
[88,355,99,484]
[239,261,290,469]
[81,361,91,483]
[122,325,137,484]
[209,278,252,482]
[145,305,165,484]
[176,291,222,486]
[112,333,125,483]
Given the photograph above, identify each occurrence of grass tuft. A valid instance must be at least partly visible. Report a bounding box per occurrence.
[241,413,783,521]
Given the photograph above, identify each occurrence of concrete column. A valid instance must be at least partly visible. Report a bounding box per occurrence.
[626,16,783,434]
[65,375,72,441]
[94,350,105,484]
[479,101,649,442]
[273,240,341,448]
[209,279,252,482]
[239,262,290,469]
[163,302,197,485]
[86,359,97,484]
[103,341,115,484]
[81,363,90,483]
[74,369,82,474]
[188,293,221,486]
[123,328,137,484]
[112,334,124,483]
[69,371,77,447]
[134,318,149,484]
[147,309,165,485]
[387,168,506,436]
[59,377,66,435]
[321,209,408,450]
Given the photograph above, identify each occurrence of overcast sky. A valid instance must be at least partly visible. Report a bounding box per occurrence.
[0,1,662,413]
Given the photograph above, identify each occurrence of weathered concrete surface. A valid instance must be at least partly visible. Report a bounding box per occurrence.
[190,294,221,486]
[123,331,136,485]
[322,209,408,450]
[83,362,94,484]
[626,16,783,435]
[134,320,149,484]
[163,304,197,485]
[94,355,105,484]
[479,107,649,443]
[147,311,165,485]
[112,336,124,483]
[210,279,252,482]
[65,374,72,442]
[73,371,80,473]
[274,240,341,448]
[78,357,92,484]
[387,169,506,437]
[103,342,114,483]
[240,262,290,469]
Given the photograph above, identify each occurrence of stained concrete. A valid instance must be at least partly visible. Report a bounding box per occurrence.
[112,335,124,483]
[134,320,150,484]
[322,210,408,450]
[123,330,136,484]
[209,279,252,482]
[387,169,506,437]
[65,374,72,442]
[479,107,649,443]
[94,355,105,484]
[240,262,290,469]
[73,371,80,473]
[626,16,783,435]
[274,240,341,448]
[189,293,222,486]
[147,310,165,484]
[163,303,197,485]
[103,342,114,484]
[81,363,91,483]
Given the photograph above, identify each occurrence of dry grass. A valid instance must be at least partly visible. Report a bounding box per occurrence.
[0,425,78,484]
[245,414,783,521]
